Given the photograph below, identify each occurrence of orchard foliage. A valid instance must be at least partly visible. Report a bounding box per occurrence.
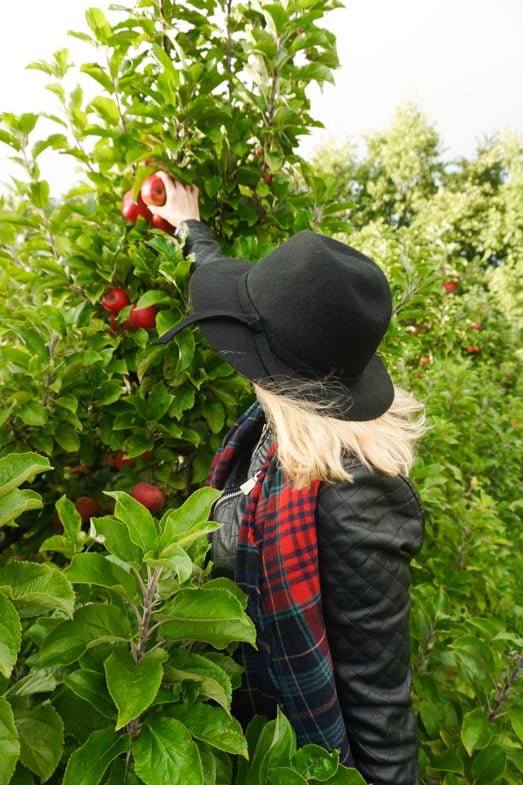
[317,106,523,784]
[0,0,346,555]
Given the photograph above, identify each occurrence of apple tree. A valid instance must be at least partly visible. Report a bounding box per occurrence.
[0,0,347,556]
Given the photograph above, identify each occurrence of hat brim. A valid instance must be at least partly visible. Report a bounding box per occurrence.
[189,258,394,421]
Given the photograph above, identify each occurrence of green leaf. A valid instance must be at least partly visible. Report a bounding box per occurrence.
[160,587,256,649]
[245,709,297,785]
[14,704,63,782]
[0,561,74,618]
[165,648,232,712]
[470,746,506,784]
[7,669,57,697]
[0,489,43,527]
[158,487,222,550]
[146,543,194,584]
[0,453,51,498]
[30,180,50,209]
[55,495,82,543]
[89,97,120,124]
[293,745,340,782]
[85,8,113,43]
[201,577,249,609]
[269,768,307,785]
[0,592,21,678]
[133,716,203,785]
[509,705,523,742]
[18,401,48,427]
[65,553,138,598]
[63,727,131,785]
[54,425,81,452]
[322,768,370,785]
[0,697,20,785]
[91,516,143,565]
[104,648,167,730]
[39,604,132,666]
[166,703,248,758]
[105,491,158,552]
[64,669,116,719]
[53,689,112,743]
[461,707,490,755]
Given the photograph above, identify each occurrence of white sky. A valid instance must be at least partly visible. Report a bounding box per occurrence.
[1,0,522,193]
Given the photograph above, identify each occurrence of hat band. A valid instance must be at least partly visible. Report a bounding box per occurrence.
[152,308,263,345]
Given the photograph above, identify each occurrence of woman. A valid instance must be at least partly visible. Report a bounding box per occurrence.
[150,174,426,785]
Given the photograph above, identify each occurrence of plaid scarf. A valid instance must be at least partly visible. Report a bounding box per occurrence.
[207,402,352,765]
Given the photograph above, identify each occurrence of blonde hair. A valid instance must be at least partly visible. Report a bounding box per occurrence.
[254,381,427,489]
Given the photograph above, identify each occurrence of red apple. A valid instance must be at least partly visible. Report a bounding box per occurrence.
[151,213,175,234]
[466,346,481,354]
[128,304,157,330]
[121,189,151,225]
[131,482,166,514]
[75,496,102,523]
[442,280,458,294]
[141,174,167,206]
[108,451,135,470]
[263,174,273,186]
[102,287,130,314]
[471,322,482,331]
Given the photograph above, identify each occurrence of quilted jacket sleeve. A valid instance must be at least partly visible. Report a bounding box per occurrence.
[316,466,424,785]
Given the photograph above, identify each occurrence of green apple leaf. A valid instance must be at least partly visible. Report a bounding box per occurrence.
[64,669,116,719]
[165,648,232,712]
[0,561,74,618]
[470,746,506,784]
[62,727,131,785]
[65,553,138,598]
[54,495,82,544]
[0,490,43,528]
[0,697,20,785]
[158,487,222,549]
[269,769,307,785]
[166,703,248,758]
[13,704,64,782]
[104,648,167,730]
[292,745,340,782]
[160,587,256,649]
[460,707,490,755]
[0,593,21,678]
[39,604,132,666]
[133,716,203,785]
[0,452,51,498]
[105,491,158,552]
[91,516,143,565]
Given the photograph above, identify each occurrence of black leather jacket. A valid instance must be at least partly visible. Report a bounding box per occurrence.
[181,220,425,785]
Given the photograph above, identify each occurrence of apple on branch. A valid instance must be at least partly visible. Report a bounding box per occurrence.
[128,304,157,330]
[141,174,167,206]
[102,287,130,314]
[131,482,166,513]
[121,189,151,225]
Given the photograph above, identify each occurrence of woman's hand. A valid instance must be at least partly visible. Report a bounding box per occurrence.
[147,171,200,228]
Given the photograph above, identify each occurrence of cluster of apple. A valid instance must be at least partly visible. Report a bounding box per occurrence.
[101,287,156,333]
[121,173,174,234]
[66,481,165,528]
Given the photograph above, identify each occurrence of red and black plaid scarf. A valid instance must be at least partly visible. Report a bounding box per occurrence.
[207,402,352,765]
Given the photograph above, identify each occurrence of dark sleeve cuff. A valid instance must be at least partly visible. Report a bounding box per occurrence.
[176,220,226,267]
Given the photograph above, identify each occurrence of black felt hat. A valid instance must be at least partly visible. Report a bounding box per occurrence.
[155,230,394,421]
